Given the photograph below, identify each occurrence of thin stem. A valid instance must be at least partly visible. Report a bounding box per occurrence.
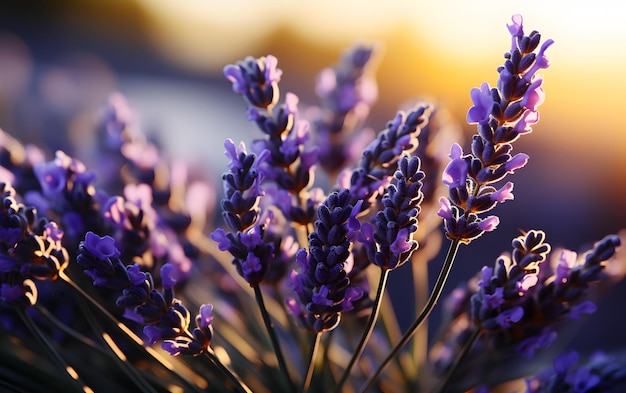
[58,271,206,393]
[359,239,461,392]
[253,284,295,392]
[333,269,390,393]
[204,348,253,393]
[435,328,481,393]
[302,332,322,393]
[34,304,111,359]
[75,296,158,393]
[14,306,90,393]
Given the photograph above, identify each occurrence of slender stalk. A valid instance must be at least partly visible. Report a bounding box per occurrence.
[75,296,158,393]
[253,284,295,392]
[14,306,90,393]
[333,269,390,393]
[359,239,461,392]
[35,304,111,359]
[204,348,254,393]
[302,332,322,393]
[435,328,481,393]
[58,271,206,393]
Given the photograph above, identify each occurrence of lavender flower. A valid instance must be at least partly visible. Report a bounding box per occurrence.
[312,44,378,175]
[526,351,626,393]
[224,55,282,108]
[225,55,320,228]
[343,104,432,213]
[360,155,425,270]
[78,232,212,354]
[470,230,551,331]
[513,234,622,357]
[439,14,554,244]
[287,189,363,333]
[210,139,274,286]
[24,150,104,245]
[163,303,215,357]
[0,182,69,307]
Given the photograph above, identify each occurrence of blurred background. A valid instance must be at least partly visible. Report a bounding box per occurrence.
[1,0,625,356]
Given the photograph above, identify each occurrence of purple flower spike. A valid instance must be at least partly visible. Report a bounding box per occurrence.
[441,16,553,244]
[287,189,362,333]
[471,230,550,331]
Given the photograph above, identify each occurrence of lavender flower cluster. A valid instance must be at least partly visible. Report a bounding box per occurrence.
[0,14,624,393]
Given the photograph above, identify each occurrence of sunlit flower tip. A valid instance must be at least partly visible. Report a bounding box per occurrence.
[526,39,555,79]
[490,182,515,203]
[504,153,529,173]
[284,92,299,114]
[478,216,499,232]
[223,138,247,165]
[437,197,454,219]
[467,82,493,124]
[264,55,283,84]
[197,304,214,330]
[507,14,524,38]
[442,155,468,189]
[521,79,545,111]
[223,64,246,94]
[44,222,64,243]
[84,231,121,259]
[514,109,539,134]
[161,263,177,290]
[555,249,577,283]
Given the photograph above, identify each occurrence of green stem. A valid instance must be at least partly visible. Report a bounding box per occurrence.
[253,284,295,392]
[333,269,390,393]
[75,296,159,393]
[204,348,253,393]
[59,271,206,393]
[34,304,111,359]
[359,239,461,392]
[14,307,89,393]
[302,332,322,393]
[435,328,481,393]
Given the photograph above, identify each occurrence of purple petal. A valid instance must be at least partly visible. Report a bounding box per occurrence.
[478,216,499,232]
[467,82,493,124]
[160,263,177,290]
[437,197,454,220]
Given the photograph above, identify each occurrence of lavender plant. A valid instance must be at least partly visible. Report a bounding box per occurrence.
[0,14,624,393]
